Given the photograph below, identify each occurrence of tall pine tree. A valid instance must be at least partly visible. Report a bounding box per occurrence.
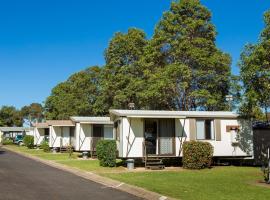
[239,10,270,120]
[141,0,231,111]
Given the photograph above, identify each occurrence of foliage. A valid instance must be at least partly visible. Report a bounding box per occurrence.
[140,0,231,111]
[97,28,148,112]
[239,10,270,121]
[0,106,22,127]
[20,103,44,126]
[183,141,213,169]
[2,138,13,145]
[262,166,269,183]
[66,145,73,158]
[40,141,50,152]
[44,0,234,117]
[45,66,103,119]
[23,135,34,149]
[96,140,117,167]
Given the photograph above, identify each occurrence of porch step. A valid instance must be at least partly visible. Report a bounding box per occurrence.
[60,147,73,153]
[144,157,165,170]
[146,165,165,170]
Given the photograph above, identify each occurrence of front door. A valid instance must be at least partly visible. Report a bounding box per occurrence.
[159,119,175,156]
[92,125,104,151]
[144,120,158,155]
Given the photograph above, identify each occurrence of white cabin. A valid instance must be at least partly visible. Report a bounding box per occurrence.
[33,122,49,146]
[47,120,75,148]
[70,117,114,152]
[0,127,34,141]
[109,110,253,158]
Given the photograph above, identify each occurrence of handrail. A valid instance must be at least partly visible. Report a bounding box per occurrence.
[143,140,147,168]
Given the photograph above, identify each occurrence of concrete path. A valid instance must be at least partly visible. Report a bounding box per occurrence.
[0,148,141,200]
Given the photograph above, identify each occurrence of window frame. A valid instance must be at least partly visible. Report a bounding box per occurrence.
[196,119,215,140]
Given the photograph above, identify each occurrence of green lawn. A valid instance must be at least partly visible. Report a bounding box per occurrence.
[4,145,270,200]
[5,145,124,172]
[104,167,270,200]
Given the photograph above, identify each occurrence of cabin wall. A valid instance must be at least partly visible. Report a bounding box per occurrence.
[175,119,190,156]
[75,123,92,151]
[0,131,3,143]
[62,127,71,146]
[49,126,61,148]
[121,117,144,158]
[34,128,45,146]
[117,117,252,158]
[187,119,252,157]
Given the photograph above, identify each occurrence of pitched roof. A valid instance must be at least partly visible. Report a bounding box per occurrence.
[0,127,34,132]
[109,109,238,119]
[70,117,113,124]
[46,120,75,126]
[33,122,49,128]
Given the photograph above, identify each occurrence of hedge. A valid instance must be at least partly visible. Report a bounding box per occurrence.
[96,140,117,167]
[23,135,34,149]
[2,138,13,145]
[40,141,50,152]
[183,141,213,169]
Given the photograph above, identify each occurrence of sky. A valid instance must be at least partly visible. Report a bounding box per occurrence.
[0,0,269,108]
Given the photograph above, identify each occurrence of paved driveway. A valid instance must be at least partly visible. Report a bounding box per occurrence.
[0,148,140,200]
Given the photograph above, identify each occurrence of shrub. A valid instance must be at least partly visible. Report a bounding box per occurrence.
[40,141,50,152]
[2,138,13,145]
[183,141,213,169]
[66,145,73,158]
[23,135,34,149]
[96,140,117,167]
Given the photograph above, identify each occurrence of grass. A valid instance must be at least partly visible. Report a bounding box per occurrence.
[5,145,124,172]
[104,167,270,200]
[4,145,270,200]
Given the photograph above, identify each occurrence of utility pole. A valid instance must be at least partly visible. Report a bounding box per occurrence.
[225,95,233,111]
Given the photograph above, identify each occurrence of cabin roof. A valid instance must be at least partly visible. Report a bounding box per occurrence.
[46,120,75,127]
[0,127,34,132]
[33,122,49,128]
[109,109,238,119]
[70,117,113,124]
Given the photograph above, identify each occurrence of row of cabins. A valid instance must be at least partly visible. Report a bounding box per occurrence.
[33,110,253,160]
[0,127,34,143]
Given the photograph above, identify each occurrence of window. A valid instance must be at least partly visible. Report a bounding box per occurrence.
[196,120,215,140]
[93,125,103,138]
[69,127,75,137]
[114,120,121,141]
[104,125,113,140]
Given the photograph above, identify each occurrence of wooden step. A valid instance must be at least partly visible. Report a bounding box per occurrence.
[146,165,165,170]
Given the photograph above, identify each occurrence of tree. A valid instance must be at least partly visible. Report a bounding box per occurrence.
[141,0,231,111]
[45,66,102,119]
[239,10,270,120]
[96,28,148,112]
[0,106,22,127]
[20,103,44,126]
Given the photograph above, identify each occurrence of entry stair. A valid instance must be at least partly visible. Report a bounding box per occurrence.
[59,146,74,153]
[143,155,165,170]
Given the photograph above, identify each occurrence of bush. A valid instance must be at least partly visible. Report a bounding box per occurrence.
[40,141,50,152]
[23,135,34,149]
[66,145,73,158]
[96,140,117,167]
[183,141,213,169]
[2,138,13,145]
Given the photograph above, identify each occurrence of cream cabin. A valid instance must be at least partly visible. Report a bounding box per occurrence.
[70,117,114,152]
[33,122,49,146]
[47,120,75,149]
[109,110,253,159]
